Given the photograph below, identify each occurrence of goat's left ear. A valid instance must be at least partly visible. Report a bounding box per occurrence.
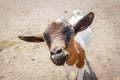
[18,34,44,43]
[74,12,94,34]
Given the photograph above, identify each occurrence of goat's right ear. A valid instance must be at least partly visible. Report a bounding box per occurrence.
[18,34,44,43]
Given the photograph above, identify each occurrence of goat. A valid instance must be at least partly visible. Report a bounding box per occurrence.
[18,10,94,80]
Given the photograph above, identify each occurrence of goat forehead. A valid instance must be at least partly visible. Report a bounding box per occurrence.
[45,20,72,35]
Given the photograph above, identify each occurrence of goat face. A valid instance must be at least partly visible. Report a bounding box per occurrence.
[18,12,94,66]
[44,20,74,65]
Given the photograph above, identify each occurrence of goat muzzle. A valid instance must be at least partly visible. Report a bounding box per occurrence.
[50,47,68,66]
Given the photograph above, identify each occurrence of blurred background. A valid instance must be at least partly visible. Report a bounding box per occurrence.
[0,0,120,80]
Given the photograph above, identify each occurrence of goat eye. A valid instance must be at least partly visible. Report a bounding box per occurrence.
[44,33,51,47]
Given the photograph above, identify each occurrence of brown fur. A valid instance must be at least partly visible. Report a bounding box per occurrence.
[48,21,64,35]
[76,41,85,68]
[65,37,85,68]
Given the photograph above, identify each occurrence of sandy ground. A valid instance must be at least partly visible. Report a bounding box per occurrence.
[0,0,120,80]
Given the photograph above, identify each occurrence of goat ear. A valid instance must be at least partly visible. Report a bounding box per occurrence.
[74,12,94,34]
[18,34,44,43]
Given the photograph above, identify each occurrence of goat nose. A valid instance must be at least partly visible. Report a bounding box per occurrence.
[50,47,63,54]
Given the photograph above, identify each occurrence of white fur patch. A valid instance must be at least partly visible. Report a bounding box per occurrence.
[69,16,83,26]
[56,19,63,23]
[56,17,66,23]
[75,27,91,50]
[69,10,83,25]
[77,67,85,80]
[64,62,85,80]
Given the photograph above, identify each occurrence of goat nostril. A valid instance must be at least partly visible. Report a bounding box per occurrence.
[56,48,62,53]
[50,47,63,54]
[50,51,54,55]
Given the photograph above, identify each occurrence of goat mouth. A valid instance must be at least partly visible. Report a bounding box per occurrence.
[54,60,65,66]
[51,54,68,66]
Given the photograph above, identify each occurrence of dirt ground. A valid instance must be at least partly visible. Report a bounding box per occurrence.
[0,0,120,80]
